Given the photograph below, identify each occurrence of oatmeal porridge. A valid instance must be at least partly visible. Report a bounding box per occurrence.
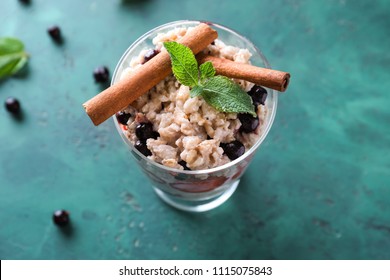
[115,27,268,171]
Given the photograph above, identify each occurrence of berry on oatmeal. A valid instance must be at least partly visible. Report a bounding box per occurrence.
[220,140,245,160]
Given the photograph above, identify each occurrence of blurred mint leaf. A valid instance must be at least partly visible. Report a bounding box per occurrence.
[0,37,29,79]
[163,41,199,87]
[202,76,256,116]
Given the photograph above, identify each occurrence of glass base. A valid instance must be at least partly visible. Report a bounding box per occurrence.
[153,180,240,212]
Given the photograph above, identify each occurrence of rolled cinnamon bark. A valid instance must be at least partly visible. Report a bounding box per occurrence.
[83,23,218,126]
[197,54,290,92]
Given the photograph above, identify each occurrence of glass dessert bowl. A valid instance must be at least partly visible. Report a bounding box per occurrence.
[111,20,278,212]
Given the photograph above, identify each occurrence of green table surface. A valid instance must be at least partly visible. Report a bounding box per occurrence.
[1,0,390,260]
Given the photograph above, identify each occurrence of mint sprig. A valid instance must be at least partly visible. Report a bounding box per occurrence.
[163,41,256,116]
[0,37,29,79]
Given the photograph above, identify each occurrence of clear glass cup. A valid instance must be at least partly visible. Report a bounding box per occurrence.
[111,20,278,212]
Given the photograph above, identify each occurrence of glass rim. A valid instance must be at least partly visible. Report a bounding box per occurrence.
[111,19,278,175]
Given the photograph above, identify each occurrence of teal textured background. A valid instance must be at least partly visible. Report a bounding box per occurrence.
[1,0,390,259]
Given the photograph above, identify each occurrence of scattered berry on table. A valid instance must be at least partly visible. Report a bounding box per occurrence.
[248,85,267,106]
[142,49,160,64]
[135,122,159,141]
[93,66,110,83]
[116,111,131,125]
[134,140,152,157]
[47,26,61,41]
[5,97,21,114]
[220,140,245,160]
[238,113,259,133]
[53,210,70,227]
[178,160,191,171]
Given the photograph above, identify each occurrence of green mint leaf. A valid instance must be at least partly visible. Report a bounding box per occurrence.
[163,41,199,87]
[199,61,215,82]
[0,37,28,79]
[190,85,203,98]
[201,76,256,116]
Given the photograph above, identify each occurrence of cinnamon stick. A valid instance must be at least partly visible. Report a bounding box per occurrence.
[83,23,218,126]
[197,53,290,92]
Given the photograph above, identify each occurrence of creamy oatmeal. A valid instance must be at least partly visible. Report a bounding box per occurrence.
[116,27,268,171]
